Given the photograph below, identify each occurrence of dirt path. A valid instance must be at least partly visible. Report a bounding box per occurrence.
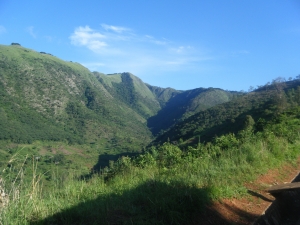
[196,158,300,225]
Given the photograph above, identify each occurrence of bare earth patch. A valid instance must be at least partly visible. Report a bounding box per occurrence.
[196,158,300,225]
[58,146,72,155]
[38,148,48,156]
[69,146,86,157]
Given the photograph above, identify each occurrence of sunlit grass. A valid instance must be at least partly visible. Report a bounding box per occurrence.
[1,113,300,224]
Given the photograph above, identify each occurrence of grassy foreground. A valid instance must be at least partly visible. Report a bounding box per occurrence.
[1,111,300,224]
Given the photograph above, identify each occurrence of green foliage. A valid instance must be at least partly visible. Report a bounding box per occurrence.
[0,45,152,150]
[2,105,300,224]
[52,154,66,164]
[214,133,239,150]
[155,81,300,146]
[244,115,255,131]
[96,72,161,118]
[84,86,96,110]
[157,143,183,168]
[0,44,250,151]
[146,84,181,107]
[148,88,243,135]
[2,43,300,224]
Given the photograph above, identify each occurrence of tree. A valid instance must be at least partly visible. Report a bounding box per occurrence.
[295,86,300,105]
[248,86,254,92]
[271,77,287,113]
[244,115,255,131]
[85,87,96,110]
[53,154,65,164]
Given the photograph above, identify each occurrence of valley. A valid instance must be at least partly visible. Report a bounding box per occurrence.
[0,44,300,224]
[0,44,240,178]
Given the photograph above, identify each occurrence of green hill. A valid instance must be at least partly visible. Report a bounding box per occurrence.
[0,44,151,151]
[2,44,300,225]
[145,84,182,107]
[94,72,161,118]
[147,87,243,135]
[0,44,237,149]
[154,79,300,146]
[3,78,300,224]
[0,43,257,180]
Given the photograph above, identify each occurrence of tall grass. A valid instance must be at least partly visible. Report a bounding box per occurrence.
[1,116,300,224]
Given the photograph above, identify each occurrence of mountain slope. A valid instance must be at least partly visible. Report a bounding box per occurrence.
[93,72,161,118]
[93,72,240,137]
[0,44,151,150]
[147,87,243,135]
[145,84,182,107]
[0,43,246,151]
[154,79,300,145]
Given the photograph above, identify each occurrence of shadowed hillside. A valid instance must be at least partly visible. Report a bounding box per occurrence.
[147,87,242,135]
[0,44,239,150]
[154,78,300,146]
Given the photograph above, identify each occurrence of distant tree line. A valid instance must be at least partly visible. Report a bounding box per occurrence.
[40,52,53,56]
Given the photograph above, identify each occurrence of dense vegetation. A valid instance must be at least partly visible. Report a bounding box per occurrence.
[0,45,235,149]
[1,101,300,224]
[94,72,161,119]
[1,44,300,224]
[0,43,239,175]
[155,79,300,146]
[0,45,152,151]
[148,87,242,135]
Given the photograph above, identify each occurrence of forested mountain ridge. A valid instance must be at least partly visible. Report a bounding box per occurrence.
[0,44,151,151]
[147,87,243,135]
[0,44,237,150]
[145,84,182,107]
[6,75,300,225]
[3,45,300,225]
[154,78,300,146]
[93,72,161,118]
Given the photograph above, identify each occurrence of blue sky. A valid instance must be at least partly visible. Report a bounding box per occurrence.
[0,0,300,91]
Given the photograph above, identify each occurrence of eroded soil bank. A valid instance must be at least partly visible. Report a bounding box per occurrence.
[195,158,300,225]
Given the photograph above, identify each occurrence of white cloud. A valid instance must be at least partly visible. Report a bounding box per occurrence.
[145,35,167,45]
[0,25,6,34]
[170,46,193,54]
[101,24,130,33]
[70,24,211,76]
[70,24,171,54]
[70,26,107,52]
[26,26,37,38]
